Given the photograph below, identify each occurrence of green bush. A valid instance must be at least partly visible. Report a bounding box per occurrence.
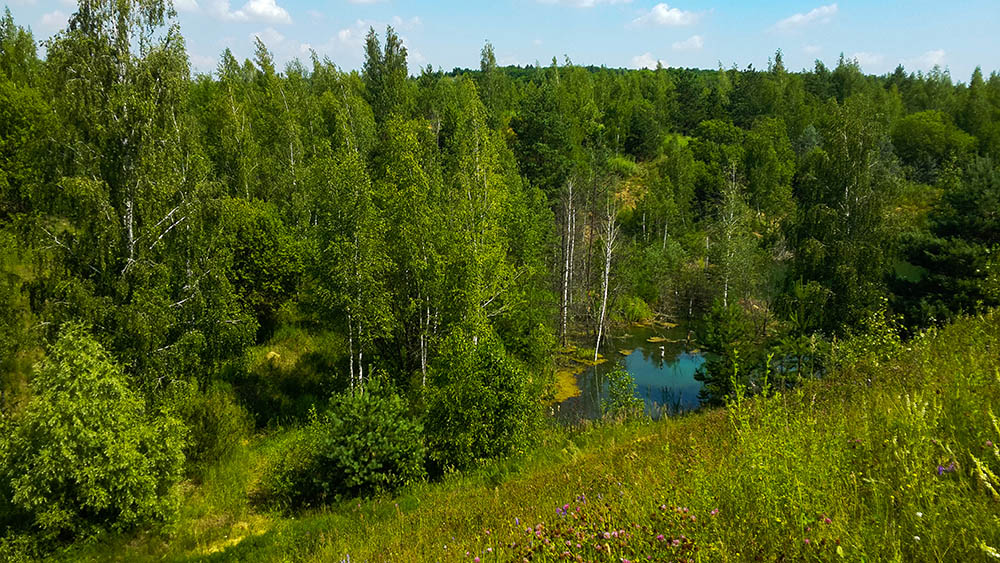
[602,364,645,421]
[425,329,542,473]
[621,295,654,323]
[0,324,186,540]
[172,381,253,474]
[262,380,425,509]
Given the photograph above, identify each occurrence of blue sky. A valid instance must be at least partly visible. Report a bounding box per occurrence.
[5,1,999,80]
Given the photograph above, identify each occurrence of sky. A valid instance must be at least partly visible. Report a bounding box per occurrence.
[5,1,999,81]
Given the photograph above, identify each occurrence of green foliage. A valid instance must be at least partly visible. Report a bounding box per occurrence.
[893,110,975,183]
[424,329,541,473]
[0,324,185,540]
[602,364,645,421]
[618,295,653,323]
[262,380,425,509]
[695,300,758,405]
[171,381,253,474]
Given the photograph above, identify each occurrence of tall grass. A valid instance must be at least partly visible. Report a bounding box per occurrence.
[56,311,1000,562]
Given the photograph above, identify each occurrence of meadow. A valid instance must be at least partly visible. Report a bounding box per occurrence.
[40,310,1000,562]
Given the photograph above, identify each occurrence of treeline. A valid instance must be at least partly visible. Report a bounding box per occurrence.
[1,0,999,548]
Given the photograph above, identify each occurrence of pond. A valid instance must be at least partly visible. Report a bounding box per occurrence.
[556,322,705,421]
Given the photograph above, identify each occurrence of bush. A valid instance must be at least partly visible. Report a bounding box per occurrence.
[425,329,542,473]
[602,364,645,421]
[0,324,185,540]
[621,295,654,323]
[171,381,253,474]
[262,380,425,509]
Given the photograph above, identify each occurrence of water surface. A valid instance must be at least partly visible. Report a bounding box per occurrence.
[558,323,705,421]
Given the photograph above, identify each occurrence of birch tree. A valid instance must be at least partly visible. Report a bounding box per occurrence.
[594,188,620,362]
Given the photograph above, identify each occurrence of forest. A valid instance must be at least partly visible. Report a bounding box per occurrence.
[1,1,1000,560]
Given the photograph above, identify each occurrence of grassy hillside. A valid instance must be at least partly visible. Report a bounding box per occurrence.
[52,311,1000,562]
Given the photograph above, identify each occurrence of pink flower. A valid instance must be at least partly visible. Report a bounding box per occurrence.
[710,508,719,516]
[474,558,480,562]
[656,534,665,541]
[804,539,811,545]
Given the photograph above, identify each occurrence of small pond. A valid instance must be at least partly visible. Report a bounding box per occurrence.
[556,322,705,421]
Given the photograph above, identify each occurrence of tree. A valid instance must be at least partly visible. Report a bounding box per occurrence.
[0,324,185,539]
[594,186,621,362]
[310,147,392,389]
[363,26,412,122]
[793,97,901,332]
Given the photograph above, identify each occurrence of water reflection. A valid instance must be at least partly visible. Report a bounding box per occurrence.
[557,323,705,422]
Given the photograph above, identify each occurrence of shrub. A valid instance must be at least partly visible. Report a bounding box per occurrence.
[262,380,425,509]
[602,364,645,421]
[425,329,542,473]
[171,381,253,474]
[0,324,186,540]
[622,295,654,323]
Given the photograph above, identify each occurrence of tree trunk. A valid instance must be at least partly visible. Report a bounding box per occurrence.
[594,197,618,363]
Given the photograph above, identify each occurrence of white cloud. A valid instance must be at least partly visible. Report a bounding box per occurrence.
[390,15,423,30]
[306,9,325,20]
[39,10,69,32]
[252,27,285,46]
[208,0,292,24]
[851,51,884,69]
[174,0,199,12]
[912,49,946,69]
[538,0,631,7]
[804,45,822,55]
[189,53,217,72]
[533,38,543,46]
[631,52,665,69]
[240,0,291,24]
[672,35,703,51]
[772,4,837,32]
[631,3,698,27]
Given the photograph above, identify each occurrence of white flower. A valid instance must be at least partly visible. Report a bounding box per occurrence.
[916,512,923,518]
[914,536,921,541]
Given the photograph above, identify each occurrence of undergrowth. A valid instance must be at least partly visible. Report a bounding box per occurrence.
[46,311,1000,562]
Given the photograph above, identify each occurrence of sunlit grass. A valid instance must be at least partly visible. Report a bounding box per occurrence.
[58,311,1000,562]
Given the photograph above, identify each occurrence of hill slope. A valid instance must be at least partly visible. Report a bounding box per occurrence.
[57,311,1000,562]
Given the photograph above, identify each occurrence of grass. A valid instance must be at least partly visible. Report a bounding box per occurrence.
[51,311,1000,561]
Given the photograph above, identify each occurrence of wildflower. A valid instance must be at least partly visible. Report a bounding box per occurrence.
[988,440,994,447]
[487,547,493,553]
[604,532,611,539]
[914,536,920,541]
[823,517,832,524]
[515,517,519,526]
[936,461,956,475]
[804,539,811,545]
[657,534,665,541]
[474,558,481,562]
[711,508,719,516]
[690,515,696,522]
[916,512,923,518]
